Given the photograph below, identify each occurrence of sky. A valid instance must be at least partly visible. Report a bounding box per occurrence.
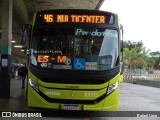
[100,0,160,52]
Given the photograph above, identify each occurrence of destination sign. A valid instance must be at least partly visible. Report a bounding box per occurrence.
[42,14,111,24]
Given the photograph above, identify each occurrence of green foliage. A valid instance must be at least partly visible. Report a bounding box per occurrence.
[149,51,160,69]
[150,51,160,57]
[123,40,156,69]
[123,40,143,51]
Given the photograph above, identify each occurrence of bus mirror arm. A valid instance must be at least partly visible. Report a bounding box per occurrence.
[22,24,32,31]
[26,49,32,55]
[120,40,123,52]
[20,24,32,44]
[22,48,31,55]
[20,24,32,55]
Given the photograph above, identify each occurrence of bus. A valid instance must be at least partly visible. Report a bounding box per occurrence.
[26,9,123,111]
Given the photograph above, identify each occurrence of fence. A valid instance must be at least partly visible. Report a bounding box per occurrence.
[123,68,160,82]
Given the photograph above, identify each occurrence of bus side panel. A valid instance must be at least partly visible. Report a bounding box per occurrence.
[119,73,124,83]
[103,85,119,110]
[28,85,42,107]
[102,74,120,110]
[27,70,41,108]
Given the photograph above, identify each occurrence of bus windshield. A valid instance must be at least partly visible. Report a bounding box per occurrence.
[30,26,119,70]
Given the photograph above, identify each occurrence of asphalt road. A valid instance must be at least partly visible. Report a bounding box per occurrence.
[119,82,160,111]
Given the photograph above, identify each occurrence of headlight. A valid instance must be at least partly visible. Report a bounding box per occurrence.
[107,82,119,95]
[29,79,39,92]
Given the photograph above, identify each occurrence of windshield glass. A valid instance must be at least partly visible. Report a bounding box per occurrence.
[30,26,119,70]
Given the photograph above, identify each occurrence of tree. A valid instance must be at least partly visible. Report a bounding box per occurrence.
[124,47,145,69]
[123,40,143,51]
[123,40,155,70]
[150,51,160,69]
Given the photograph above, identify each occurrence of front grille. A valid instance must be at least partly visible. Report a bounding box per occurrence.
[39,90,107,105]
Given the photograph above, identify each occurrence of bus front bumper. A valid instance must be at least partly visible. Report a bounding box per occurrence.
[27,85,119,111]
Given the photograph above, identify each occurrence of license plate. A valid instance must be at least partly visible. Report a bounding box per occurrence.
[63,104,80,110]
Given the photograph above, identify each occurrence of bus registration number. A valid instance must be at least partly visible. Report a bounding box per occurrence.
[64,104,80,110]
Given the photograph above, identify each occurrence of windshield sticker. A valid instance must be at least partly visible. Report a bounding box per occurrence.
[101,59,106,64]
[39,62,52,68]
[37,55,71,64]
[37,55,49,63]
[86,62,97,70]
[53,65,66,69]
[65,65,72,69]
[33,50,62,55]
[73,58,85,70]
[64,58,71,65]
[40,63,48,68]
[75,29,118,37]
[37,54,72,69]
[39,63,72,69]
[57,56,67,63]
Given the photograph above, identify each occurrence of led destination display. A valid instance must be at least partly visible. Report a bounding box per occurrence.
[42,14,113,24]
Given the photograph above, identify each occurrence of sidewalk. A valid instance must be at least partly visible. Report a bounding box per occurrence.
[0,77,28,111]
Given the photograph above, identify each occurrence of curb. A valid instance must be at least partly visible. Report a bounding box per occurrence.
[126,79,160,88]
